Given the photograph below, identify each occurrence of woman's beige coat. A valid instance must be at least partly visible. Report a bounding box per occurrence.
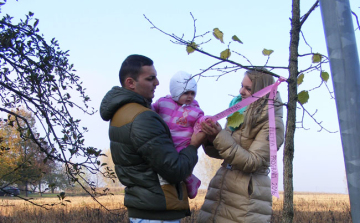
[197,96,284,223]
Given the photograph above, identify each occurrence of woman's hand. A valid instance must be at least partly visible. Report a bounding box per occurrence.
[201,119,222,142]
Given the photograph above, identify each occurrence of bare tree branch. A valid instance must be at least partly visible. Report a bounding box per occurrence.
[352,11,360,31]
[144,14,288,80]
[300,0,320,27]
[298,102,338,133]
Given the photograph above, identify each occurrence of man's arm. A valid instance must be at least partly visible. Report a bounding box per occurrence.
[131,110,204,184]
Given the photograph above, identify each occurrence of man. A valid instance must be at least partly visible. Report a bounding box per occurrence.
[100,54,205,222]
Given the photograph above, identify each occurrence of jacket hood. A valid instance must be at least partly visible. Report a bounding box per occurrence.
[100,86,151,121]
[169,71,197,102]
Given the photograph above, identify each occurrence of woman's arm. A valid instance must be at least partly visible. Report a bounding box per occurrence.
[202,139,222,159]
[214,117,284,173]
[214,124,268,172]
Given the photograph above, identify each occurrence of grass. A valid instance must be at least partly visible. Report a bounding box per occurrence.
[0,190,352,223]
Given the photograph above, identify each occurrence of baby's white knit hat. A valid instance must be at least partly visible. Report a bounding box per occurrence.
[170,71,197,101]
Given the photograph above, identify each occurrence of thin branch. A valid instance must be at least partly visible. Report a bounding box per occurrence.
[195,61,224,77]
[232,51,253,66]
[264,55,270,67]
[298,102,338,133]
[191,47,285,78]
[143,14,288,80]
[190,12,197,41]
[300,31,313,54]
[300,0,320,27]
[0,107,62,162]
[296,107,310,130]
[352,11,360,31]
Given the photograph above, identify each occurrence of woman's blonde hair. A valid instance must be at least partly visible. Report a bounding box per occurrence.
[243,68,275,129]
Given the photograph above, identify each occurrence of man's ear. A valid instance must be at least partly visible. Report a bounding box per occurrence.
[124,77,136,90]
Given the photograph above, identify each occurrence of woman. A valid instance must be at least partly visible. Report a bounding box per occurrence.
[197,69,285,223]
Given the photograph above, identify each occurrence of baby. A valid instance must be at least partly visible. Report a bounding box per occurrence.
[152,71,204,199]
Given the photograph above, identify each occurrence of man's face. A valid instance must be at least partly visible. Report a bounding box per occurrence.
[132,65,159,100]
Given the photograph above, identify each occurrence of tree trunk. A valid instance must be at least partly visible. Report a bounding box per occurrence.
[282,0,300,222]
[25,181,28,197]
[39,180,42,197]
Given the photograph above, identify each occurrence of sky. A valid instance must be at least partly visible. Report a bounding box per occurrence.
[2,0,359,194]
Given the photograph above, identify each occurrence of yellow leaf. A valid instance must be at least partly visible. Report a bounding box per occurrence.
[297,73,304,86]
[262,49,274,56]
[213,28,224,43]
[220,49,231,59]
[298,90,309,105]
[321,71,329,82]
[232,35,243,44]
[186,42,198,55]
[312,53,322,63]
[227,112,244,128]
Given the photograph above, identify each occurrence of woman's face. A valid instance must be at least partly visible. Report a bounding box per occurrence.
[240,75,252,99]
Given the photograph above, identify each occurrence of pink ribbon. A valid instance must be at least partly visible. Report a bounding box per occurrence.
[195,76,286,198]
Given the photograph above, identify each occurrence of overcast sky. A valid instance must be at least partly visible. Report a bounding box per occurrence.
[3,0,359,193]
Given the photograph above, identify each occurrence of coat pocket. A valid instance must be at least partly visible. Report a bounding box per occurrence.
[161,182,190,210]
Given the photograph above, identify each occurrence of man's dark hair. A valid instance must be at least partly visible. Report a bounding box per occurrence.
[119,54,153,86]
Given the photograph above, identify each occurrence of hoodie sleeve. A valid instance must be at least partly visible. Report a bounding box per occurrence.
[131,110,198,184]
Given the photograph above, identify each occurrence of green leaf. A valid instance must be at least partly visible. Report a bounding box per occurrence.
[312,53,322,63]
[34,19,39,28]
[220,49,231,59]
[26,129,31,137]
[226,112,244,128]
[321,71,329,82]
[232,35,243,44]
[186,42,198,55]
[298,90,309,105]
[297,73,304,86]
[87,148,96,155]
[213,28,224,43]
[262,49,274,56]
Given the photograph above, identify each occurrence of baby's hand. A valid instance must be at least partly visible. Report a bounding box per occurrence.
[193,115,212,134]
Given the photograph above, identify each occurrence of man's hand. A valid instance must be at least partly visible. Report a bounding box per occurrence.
[190,132,207,148]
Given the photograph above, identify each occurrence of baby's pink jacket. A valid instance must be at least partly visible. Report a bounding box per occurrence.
[152,95,204,152]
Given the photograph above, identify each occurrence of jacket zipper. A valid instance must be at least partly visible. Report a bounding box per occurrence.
[213,167,229,223]
[213,125,242,222]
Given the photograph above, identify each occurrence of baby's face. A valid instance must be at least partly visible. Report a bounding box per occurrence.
[178,91,195,105]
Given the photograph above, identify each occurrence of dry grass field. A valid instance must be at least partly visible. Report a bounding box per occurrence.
[0,190,351,223]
